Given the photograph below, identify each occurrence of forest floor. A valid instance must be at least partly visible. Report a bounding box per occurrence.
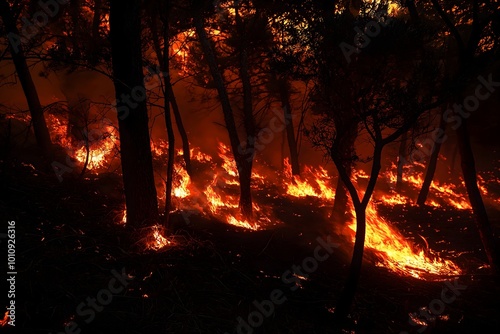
[1,151,500,334]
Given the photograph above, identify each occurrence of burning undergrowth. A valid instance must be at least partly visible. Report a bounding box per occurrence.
[7,111,498,280]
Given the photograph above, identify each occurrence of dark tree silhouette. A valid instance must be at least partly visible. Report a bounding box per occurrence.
[109,0,159,227]
[0,0,53,154]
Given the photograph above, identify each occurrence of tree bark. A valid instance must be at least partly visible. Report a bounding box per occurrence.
[69,0,82,58]
[396,131,407,192]
[194,6,254,219]
[332,143,382,329]
[161,7,176,228]
[235,4,255,218]
[167,81,192,177]
[331,122,357,223]
[333,207,366,328]
[110,0,159,228]
[149,10,193,178]
[457,119,499,271]
[417,112,446,206]
[277,77,300,175]
[0,0,53,154]
[89,0,102,64]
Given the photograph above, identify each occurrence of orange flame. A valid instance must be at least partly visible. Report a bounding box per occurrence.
[347,202,462,279]
[284,158,335,200]
[145,225,173,251]
[0,311,9,327]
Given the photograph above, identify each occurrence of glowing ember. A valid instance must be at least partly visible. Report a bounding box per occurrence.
[119,210,126,225]
[346,202,462,279]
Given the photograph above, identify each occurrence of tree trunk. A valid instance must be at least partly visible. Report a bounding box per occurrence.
[149,10,193,178]
[331,123,357,223]
[396,131,407,192]
[110,0,159,228]
[417,112,446,206]
[161,8,176,228]
[333,206,366,328]
[0,0,53,154]
[238,157,253,218]
[278,77,300,175]
[235,4,255,218]
[405,0,420,23]
[167,81,192,177]
[332,173,351,222]
[194,7,253,219]
[332,143,382,329]
[89,0,102,64]
[69,0,82,58]
[457,119,499,271]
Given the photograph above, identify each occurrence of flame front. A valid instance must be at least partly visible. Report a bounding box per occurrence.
[347,203,462,279]
[41,107,468,278]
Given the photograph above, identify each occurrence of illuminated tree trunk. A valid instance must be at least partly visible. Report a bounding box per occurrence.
[0,0,53,154]
[149,11,193,178]
[236,5,256,218]
[150,6,193,177]
[110,0,159,227]
[457,119,499,271]
[332,143,382,328]
[161,9,176,227]
[167,82,193,177]
[332,123,357,223]
[417,113,446,205]
[396,131,407,192]
[430,0,498,273]
[278,78,300,175]
[194,9,253,219]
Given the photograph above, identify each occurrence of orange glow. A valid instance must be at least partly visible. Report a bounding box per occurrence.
[42,113,471,275]
[48,114,119,172]
[383,164,471,210]
[284,160,462,279]
[173,163,191,199]
[119,210,126,225]
[0,311,9,327]
[227,215,260,230]
[145,225,173,251]
[283,158,334,200]
[346,202,462,279]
